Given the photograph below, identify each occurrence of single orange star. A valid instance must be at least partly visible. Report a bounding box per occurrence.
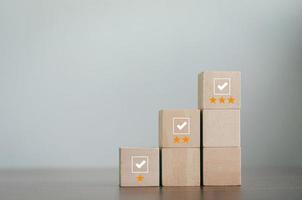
[174,136,180,143]
[209,97,216,104]
[219,97,225,104]
[136,175,144,182]
[228,97,235,104]
[183,136,190,143]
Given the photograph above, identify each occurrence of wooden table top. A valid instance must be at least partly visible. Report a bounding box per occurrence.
[0,167,301,200]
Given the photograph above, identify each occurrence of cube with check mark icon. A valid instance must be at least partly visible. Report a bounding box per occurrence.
[159,109,200,148]
[119,148,159,186]
[198,71,241,109]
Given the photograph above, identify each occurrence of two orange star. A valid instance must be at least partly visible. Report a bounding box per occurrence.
[174,136,190,143]
[209,97,235,104]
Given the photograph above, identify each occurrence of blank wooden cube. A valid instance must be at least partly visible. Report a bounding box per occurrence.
[203,147,241,186]
[198,71,241,109]
[161,148,200,186]
[119,147,159,187]
[159,109,200,148]
[203,110,240,147]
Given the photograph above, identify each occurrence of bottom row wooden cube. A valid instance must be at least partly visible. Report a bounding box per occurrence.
[203,147,241,186]
[161,148,200,186]
[120,147,240,187]
[119,147,159,187]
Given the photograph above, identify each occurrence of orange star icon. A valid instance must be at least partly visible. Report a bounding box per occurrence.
[209,97,216,104]
[174,136,180,143]
[136,175,144,182]
[219,97,225,104]
[228,97,235,104]
[183,136,190,143]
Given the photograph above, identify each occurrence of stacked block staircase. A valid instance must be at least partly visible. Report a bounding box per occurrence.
[119,71,241,186]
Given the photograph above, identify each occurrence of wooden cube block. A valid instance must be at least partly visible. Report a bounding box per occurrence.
[159,109,200,148]
[161,148,200,186]
[203,147,241,186]
[198,71,241,109]
[203,110,240,147]
[119,147,159,187]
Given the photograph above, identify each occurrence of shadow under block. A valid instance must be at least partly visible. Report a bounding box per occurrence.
[198,71,241,109]
[119,147,159,187]
[159,110,200,148]
[203,147,241,186]
[203,110,240,147]
[161,148,200,186]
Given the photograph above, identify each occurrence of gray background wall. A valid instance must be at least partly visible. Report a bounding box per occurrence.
[0,0,302,168]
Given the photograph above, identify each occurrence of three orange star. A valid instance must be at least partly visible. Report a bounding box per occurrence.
[209,96,235,104]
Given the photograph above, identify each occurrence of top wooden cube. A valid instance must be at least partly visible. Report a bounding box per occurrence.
[198,71,241,109]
